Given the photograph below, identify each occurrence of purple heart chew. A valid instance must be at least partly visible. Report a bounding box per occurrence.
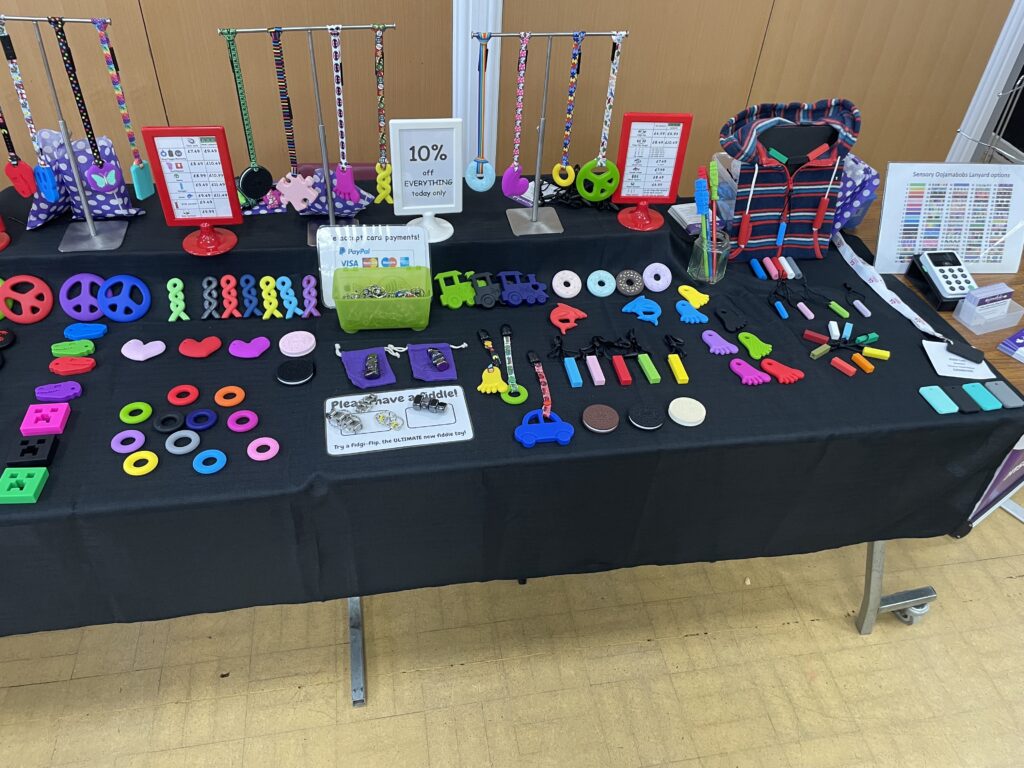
[228,336,271,359]
[35,381,83,402]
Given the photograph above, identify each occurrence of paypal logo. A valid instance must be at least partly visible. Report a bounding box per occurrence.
[338,246,371,256]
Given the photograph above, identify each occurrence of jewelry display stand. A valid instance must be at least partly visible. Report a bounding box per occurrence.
[478,30,628,237]
[6,16,130,251]
[222,23,396,246]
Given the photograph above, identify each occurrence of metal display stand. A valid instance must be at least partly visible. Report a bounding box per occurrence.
[223,23,396,246]
[477,30,628,237]
[5,16,129,251]
[855,541,938,633]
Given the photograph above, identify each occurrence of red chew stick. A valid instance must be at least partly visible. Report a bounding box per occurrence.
[813,196,829,230]
[803,329,829,344]
[807,143,829,160]
[611,355,632,386]
[830,357,856,377]
[738,215,752,247]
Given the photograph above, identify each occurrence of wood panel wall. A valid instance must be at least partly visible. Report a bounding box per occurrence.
[139,0,452,178]
[0,1,1011,204]
[0,0,166,182]
[496,0,775,194]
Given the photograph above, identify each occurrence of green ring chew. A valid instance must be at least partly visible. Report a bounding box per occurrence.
[119,401,153,425]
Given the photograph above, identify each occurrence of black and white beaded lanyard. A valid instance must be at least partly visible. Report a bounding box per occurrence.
[267,27,313,211]
[575,31,625,203]
[372,24,392,204]
[329,25,360,203]
[0,19,57,200]
[49,17,119,193]
[551,31,585,188]
[221,28,273,204]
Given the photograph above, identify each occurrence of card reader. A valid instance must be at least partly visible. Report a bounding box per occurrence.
[906,251,978,311]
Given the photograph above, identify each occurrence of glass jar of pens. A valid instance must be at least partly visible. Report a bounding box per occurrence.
[687,166,729,284]
[687,231,730,284]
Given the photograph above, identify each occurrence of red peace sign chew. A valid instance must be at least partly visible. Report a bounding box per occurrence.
[0,275,54,324]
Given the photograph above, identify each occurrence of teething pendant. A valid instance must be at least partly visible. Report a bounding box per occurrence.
[35,166,60,203]
[464,158,496,192]
[131,161,155,200]
[552,163,575,187]
[333,165,360,203]
[86,162,122,193]
[276,171,317,212]
[5,161,36,198]
[374,162,393,203]
[501,163,529,197]
[576,159,620,202]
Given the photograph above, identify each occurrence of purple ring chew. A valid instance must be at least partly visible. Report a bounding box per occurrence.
[226,409,259,433]
[111,429,145,454]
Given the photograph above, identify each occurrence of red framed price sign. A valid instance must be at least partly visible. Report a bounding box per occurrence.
[612,112,693,231]
[141,126,243,256]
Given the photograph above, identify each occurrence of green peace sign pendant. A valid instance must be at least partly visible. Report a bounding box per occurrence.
[576,158,620,202]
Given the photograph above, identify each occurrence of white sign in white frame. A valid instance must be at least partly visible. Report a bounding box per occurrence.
[389,118,463,241]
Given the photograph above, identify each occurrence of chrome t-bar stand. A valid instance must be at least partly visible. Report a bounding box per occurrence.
[477,30,627,237]
[225,24,396,246]
[12,17,129,251]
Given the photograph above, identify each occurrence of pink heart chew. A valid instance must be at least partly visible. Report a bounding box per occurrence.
[121,338,166,362]
[228,336,271,359]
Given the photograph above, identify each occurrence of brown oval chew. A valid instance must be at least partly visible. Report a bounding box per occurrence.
[582,404,620,434]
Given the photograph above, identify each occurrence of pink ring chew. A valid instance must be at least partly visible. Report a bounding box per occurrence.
[111,429,145,454]
[247,436,280,461]
[227,409,259,433]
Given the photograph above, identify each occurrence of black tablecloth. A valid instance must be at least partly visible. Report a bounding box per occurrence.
[1,187,1021,637]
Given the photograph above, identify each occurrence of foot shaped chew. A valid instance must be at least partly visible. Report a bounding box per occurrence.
[675,299,708,324]
[702,330,738,355]
[760,358,805,384]
[738,331,773,360]
[677,284,710,309]
[477,365,509,394]
[730,358,771,386]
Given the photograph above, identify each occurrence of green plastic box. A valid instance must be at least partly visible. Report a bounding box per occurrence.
[332,267,432,333]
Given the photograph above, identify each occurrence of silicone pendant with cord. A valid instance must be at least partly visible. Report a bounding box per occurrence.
[372,25,393,203]
[476,329,508,395]
[551,31,585,187]
[576,32,625,202]
[465,33,496,192]
[501,32,531,197]
[268,28,315,211]
[499,325,528,404]
[220,29,273,203]
[328,26,360,203]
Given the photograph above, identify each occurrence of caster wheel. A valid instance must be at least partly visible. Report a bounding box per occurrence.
[895,604,930,625]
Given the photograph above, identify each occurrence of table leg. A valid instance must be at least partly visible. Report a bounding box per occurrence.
[855,541,938,634]
[348,597,367,707]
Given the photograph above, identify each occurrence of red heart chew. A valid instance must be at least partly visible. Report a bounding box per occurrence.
[178,336,223,359]
[49,356,96,376]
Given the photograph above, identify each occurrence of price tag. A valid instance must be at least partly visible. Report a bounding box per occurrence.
[612,113,693,205]
[389,118,463,216]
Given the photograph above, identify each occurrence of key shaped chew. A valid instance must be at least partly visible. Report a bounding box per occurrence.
[760,358,804,384]
[702,330,738,355]
[675,299,708,324]
[737,331,772,360]
[677,284,709,309]
[730,358,771,386]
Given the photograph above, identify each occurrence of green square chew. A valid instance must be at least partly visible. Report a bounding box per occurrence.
[0,467,49,504]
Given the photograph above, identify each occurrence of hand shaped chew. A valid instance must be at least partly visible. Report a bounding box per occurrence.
[760,358,805,384]
[702,330,738,355]
[677,284,710,309]
[730,358,771,386]
[675,299,709,324]
[738,331,773,360]
[477,365,509,394]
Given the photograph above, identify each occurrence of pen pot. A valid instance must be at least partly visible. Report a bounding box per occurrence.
[687,231,730,285]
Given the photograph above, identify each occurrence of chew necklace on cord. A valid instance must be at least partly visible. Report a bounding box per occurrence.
[811,155,843,259]
[551,31,585,187]
[464,32,496,191]
[0,98,33,197]
[575,31,625,203]
[501,31,531,197]
[92,18,153,199]
[267,27,315,211]
[49,16,119,193]
[372,23,393,203]
[220,28,274,204]
[526,350,553,418]
[328,25,360,203]
[476,329,509,394]
[500,324,529,404]
[732,163,759,258]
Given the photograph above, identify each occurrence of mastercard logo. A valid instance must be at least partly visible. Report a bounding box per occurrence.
[381,257,398,267]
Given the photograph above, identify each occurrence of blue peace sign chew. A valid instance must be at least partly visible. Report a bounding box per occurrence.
[98,274,152,322]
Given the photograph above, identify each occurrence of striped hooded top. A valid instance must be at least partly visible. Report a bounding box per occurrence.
[719,99,861,261]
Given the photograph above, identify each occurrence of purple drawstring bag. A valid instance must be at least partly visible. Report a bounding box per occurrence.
[340,347,397,389]
[408,343,458,382]
[298,168,373,217]
[27,130,143,230]
[835,153,880,232]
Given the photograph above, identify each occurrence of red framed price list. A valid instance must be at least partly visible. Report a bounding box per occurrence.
[613,113,693,204]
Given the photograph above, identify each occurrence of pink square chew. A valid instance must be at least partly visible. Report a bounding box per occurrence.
[20,403,71,437]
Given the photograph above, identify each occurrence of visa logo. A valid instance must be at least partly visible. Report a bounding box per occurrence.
[337,259,359,267]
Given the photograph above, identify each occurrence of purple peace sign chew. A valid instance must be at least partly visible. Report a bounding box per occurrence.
[59,273,105,321]
[702,330,738,355]
[98,275,151,322]
[730,358,772,386]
